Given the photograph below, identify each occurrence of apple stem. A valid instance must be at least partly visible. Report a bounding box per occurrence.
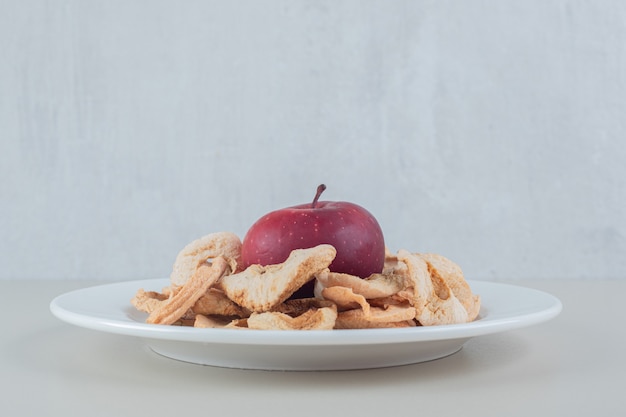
[311,184,327,208]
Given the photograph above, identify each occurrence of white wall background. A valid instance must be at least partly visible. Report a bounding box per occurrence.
[1,0,624,281]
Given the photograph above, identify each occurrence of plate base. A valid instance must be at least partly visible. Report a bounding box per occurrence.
[146,338,469,371]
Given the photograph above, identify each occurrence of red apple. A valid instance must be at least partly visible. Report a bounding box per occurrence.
[241,185,386,282]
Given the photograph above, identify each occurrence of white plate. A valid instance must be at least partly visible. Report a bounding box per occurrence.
[50,279,561,371]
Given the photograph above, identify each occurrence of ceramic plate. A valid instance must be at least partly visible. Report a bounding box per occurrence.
[50,279,561,371]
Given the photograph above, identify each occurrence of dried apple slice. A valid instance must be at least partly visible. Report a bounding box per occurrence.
[315,269,404,299]
[218,245,336,312]
[417,253,481,321]
[321,286,371,315]
[170,232,242,286]
[246,306,337,330]
[335,305,417,329]
[397,250,470,325]
[131,289,168,314]
[192,288,251,318]
[147,257,230,325]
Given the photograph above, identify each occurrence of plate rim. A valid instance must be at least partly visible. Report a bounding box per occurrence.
[50,279,562,346]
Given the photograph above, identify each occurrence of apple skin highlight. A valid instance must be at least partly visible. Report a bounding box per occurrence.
[241,200,386,279]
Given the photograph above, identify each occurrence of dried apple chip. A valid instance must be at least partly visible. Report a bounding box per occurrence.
[194,314,223,328]
[321,286,371,315]
[147,257,230,325]
[131,289,168,314]
[192,288,251,318]
[170,232,242,286]
[397,250,470,326]
[335,319,415,329]
[335,305,417,329]
[367,295,412,310]
[218,245,336,312]
[195,316,249,329]
[246,306,337,330]
[383,250,406,275]
[417,253,481,321]
[271,298,336,316]
[315,269,405,299]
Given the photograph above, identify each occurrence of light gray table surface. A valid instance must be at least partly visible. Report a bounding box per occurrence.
[1,279,623,417]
